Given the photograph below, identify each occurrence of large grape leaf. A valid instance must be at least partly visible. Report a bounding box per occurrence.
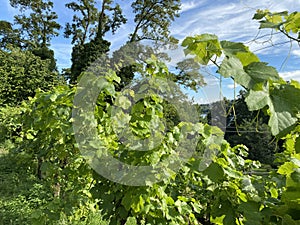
[221,41,259,66]
[244,62,280,85]
[269,84,300,135]
[219,57,280,89]
[218,56,252,88]
[218,56,248,78]
[246,83,300,136]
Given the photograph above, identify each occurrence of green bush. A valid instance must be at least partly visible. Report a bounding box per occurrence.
[0,47,62,106]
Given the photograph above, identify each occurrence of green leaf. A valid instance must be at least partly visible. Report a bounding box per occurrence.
[246,82,300,136]
[244,62,280,85]
[219,58,278,89]
[278,162,298,175]
[203,162,224,182]
[245,88,269,111]
[49,93,58,102]
[291,171,300,183]
[221,40,259,66]
[131,195,145,213]
[223,167,242,179]
[182,34,222,65]
[283,186,300,199]
[239,201,262,225]
[236,51,260,67]
[125,217,137,225]
[26,132,35,140]
[253,11,267,20]
[121,193,132,211]
[221,41,248,56]
[194,33,220,42]
[212,200,236,225]
[270,187,279,198]
[259,21,280,29]
[285,12,300,33]
[268,84,300,135]
[218,56,247,79]
[115,96,131,110]
[182,37,194,47]
[282,214,298,225]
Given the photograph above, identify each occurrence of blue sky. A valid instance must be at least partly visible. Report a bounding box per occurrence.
[1,0,300,103]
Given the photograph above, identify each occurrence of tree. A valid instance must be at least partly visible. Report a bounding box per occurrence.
[69,38,111,84]
[9,0,61,71]
[65,0,182,84]
[172,58,205,91]
[129,0,181,43]
[110,0,181,89]
[0,20,22,49]
[66,0,126,84]
[32,46,57,71]
[225,92,272,164]
[0,47,62,106]
[222,90,279,165]
[10,0,61,48]
[119,0,183,90]
[64,0,99,46]
[110,42,156,90]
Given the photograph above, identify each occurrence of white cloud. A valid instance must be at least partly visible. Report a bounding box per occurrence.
[279,70,300,82]
[172,0,300,55]
[292,50,300,57]
[180,1,206,13]
[172,2,258,40]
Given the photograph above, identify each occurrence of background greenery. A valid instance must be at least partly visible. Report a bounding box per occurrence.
[1,1,300,224]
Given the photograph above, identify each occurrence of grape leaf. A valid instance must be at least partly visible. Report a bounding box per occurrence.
[218,56,248,79]
[219,58,279,89]
[246,83,300,136]
[245,88,269,111]
[268,84,300,135]
[125,217,137,225]
[203,162,224,182]
[182,34,222,65]
[221,41,259,66]
[221,41,248,56]
[244,62,280,84]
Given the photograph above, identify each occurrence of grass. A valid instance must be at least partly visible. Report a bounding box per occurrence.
[0,142,109,225]
[0,144,39,225]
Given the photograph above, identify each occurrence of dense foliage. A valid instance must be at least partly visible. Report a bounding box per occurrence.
[0,47,62,106]
[182,32,300,224]
[64,0,180,83]
[0,4,300,225]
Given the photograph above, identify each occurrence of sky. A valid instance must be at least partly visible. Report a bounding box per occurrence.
[1,0,300,104]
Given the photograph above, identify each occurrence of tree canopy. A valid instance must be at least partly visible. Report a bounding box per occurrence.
[0,47,62,106]
[65,0,181,84]
[1,3,300,225]
[10,0,61,48]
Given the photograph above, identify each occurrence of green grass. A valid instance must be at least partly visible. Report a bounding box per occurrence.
[0,143,109,225]
[0,146,40,225]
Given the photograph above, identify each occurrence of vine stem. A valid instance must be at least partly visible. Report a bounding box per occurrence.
[279,27,300,43]
[209,56,220,69]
